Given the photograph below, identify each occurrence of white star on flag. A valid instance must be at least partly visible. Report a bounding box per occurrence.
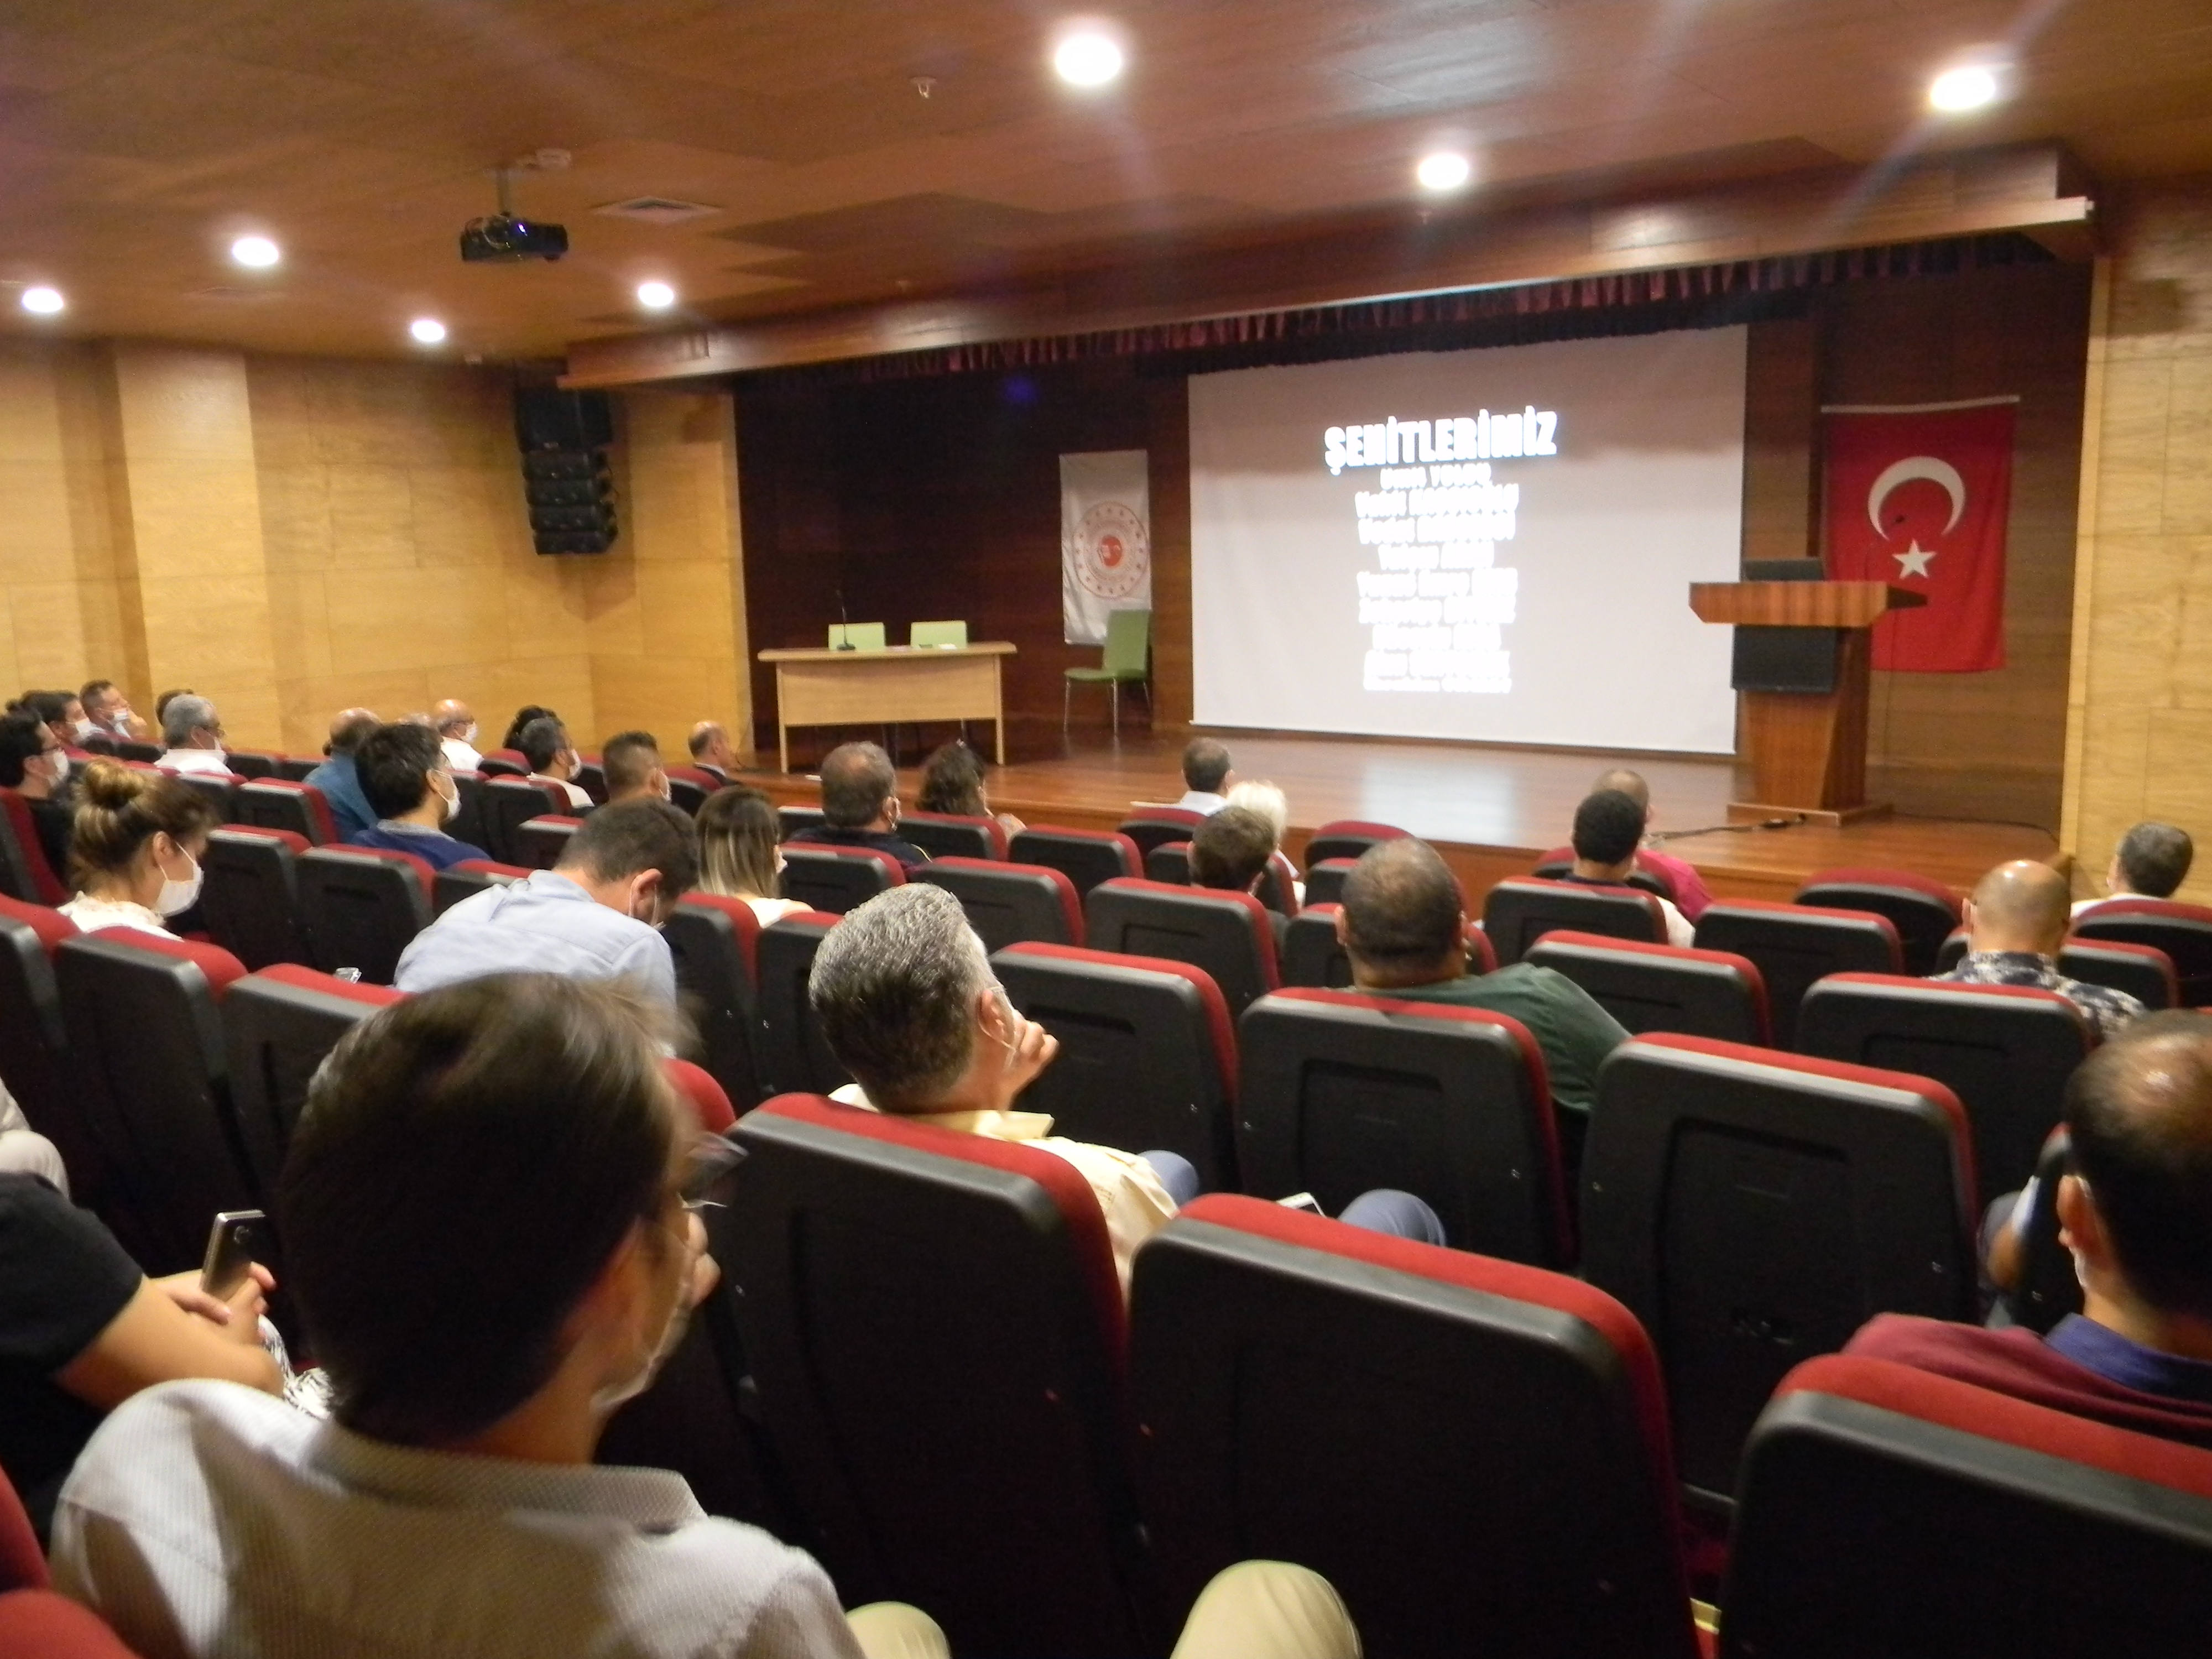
[1893,540,1936,578]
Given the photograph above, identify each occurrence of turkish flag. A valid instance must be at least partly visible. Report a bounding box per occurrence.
[1824,401,2015,672]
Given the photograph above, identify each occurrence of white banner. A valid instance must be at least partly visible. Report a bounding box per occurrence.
[1061,449,1151,645]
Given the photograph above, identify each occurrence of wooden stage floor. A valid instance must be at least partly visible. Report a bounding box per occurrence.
[753,732,2065,904]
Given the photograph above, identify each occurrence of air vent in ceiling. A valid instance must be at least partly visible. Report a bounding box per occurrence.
[592,197,723,226]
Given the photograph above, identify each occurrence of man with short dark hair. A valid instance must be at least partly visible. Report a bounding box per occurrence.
[1191,806,1288,947]
[78,680,148,743]
[688,721,740,782]
[785,740,928,870]
[1175,737,1235,815]
[1591,766,1714,921]
[518,714,591,810]
[16,690,81,752]
[346,723,488,871]
[395,800,697,1007]
[2076,821,2194,918]
[305,708,382,842]
[1936,859,2144,1040]
[0,708,74,877]
[602,730,669,805]
[156,694,228,776]
[1561,789,1694,946]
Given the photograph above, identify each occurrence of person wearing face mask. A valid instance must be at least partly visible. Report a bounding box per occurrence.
[785,741,930,871]
[518,714,594,811]
[0,708,76,881]
[601,729,671,806]
[77,679,150,744]
[345,722,489,872]
[56,759,217,938]
[431,697,482,773]
[155,693,229,776]
[395,800,696,1010]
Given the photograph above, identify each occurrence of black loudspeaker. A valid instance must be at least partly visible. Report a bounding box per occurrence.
[1732,558,1837,693]
[514,389,617,555]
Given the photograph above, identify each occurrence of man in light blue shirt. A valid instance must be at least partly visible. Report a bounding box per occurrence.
[304,709,382,842]
[395,800,697,1008]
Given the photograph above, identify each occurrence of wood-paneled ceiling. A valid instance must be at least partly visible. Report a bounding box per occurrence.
[0,0,2204,362]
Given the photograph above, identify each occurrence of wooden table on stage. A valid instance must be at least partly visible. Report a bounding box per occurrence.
[757,642,1017,773]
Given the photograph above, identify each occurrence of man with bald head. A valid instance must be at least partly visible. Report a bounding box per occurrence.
[688,721,740,783]
[1592,766,1714,921]
[431,700,479,773]
[305,707,382,842]
[1934,858,2144,1040]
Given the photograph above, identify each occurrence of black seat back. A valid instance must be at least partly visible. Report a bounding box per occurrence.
[664,895,766,1108]
[221,965,403,1188]
[755,913,849,1095]
[1692,900,1902,1048]
[778,844,903,915]
[431,858,527,916]
[1279,905,1355,988]
[912,858,1083,952]
[1482,877,1666,965]
[1793,870,1961,977]
[2071,899,2212,1005]
[483,778,568,866]
[1084,878,1279,1017]
[199,827,309,970]
[296,848,432,986]
[1008,826,1141,898]
[900,812,1005,860]
[1524,931,1770,1045]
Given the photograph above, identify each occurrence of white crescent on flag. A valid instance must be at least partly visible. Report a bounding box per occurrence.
[1866,455,1967,539]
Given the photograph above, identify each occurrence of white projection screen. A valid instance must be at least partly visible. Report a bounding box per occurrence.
[1190,326,1747,754]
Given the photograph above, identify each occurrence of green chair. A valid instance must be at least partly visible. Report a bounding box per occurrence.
[1063,608,1151,740]
[827,622,887,651]
[909,620,969,648]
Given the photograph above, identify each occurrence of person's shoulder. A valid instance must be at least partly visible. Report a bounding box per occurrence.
[607,1514,847,1646]
[70,1378,309,1497]
[1844,1312,2042,1371]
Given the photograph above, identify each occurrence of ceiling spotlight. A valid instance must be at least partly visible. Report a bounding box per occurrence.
[1416,151,1473,192]
[409,317,447,345]
[1053,30,1124,87]
[637,280,676,310]
[19,286,65,316]
[230,235,281,268]
[1928,64,2001,112]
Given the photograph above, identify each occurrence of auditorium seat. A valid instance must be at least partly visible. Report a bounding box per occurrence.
[1794,866,1963,977]
[1302,820,1410,865]
[0,895,96,1185]
[483,777,571,865]
[727,1094,1147,1657]
[222,749,279,780]
[993,942,1239,1191]
[476,748,529,779]
[1302,857,1357,907]
[754,912,850,1096]
[912,857,1083,951]
[1692,899,1903,1047]
[899,810,1008,860]
[446,770,492,854]
[432,857,527,915]
[295,846,434,986]
[75,732,116,757]
[665,764,722,816]
[1795,973,2094,1201]
[54,931,258,1271]
[514,813,583,870]
[1997,1126,2083,1335]
[1935,927,2178,1009]
[119,740,164,765]
[664,893,766,1108]
[0,790,67,905]
[1279,904,1496,990]
[271,754,319,781]
[0,1589,151,1657]
[1085,878,1279,1017]
[776,805,825,841]
[1131,1194,1699,1659]
[230,779,337,845]
[1116,807,1206,860]
[1722,1354,2212,1658]
[2071,896,2212,1005]
[198,826,310,971]
[1523,931,1771,1045]
[222,963,403,1186]
[1143,839,1191,884]
[1239,987,1571,1265]
[571,756,608,806]
[1257,849,1300,916]
[1482,875,1667,965]
[169,768,241,818]
[1009,825,1142,898]
[1530,844,1674,900]
[778,843,904,914]
[0,1462,39,1593]
[664,1057,736,1135]
[1578,1035,1978,1505]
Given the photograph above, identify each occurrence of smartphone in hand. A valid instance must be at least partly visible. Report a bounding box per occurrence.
[200,1210,267,1300]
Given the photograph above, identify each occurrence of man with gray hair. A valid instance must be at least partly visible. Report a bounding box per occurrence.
[156,694,229,776]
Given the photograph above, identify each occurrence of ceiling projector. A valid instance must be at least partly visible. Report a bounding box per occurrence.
[460,213,568,263]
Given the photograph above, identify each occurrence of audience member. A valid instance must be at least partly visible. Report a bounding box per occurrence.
[1176,737,1235,814]
[786,741,929,870]
[1227,778,1301,902]
[432,699,481,773]
[695,786,807,926]
[155,693,229,775]
[602,729,671,805]
[688,721,741,782]
[1559,789,1695,947]
[1592,766,1714,921]
[304,708,382,842]
[59,760,218,937]
[917,739,1023,835]
[518,714,593,810]
[395,800,696,1007]
[1935,859,2143,1040]
[1336,838,1630,1154]
[346,722,490,872]
[1848,1011,2212,1447]
[2075,821,2194,918]
[0,1079,66,1191]
[16,690,83,752]
[77,680,148,742]
[500,704,555,752]
[1192,806,1289,946]
[52,974,884,1657]
[0,707,75,876]
[152,689,194,729]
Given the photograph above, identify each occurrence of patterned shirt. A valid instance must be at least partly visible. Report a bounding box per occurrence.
[1932,950,2145,1041]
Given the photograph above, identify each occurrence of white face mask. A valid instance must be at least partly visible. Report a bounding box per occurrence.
[72,718,99,741]
[434,773,460,825]
[463,723,478,745]
[590,1228,697,1414]
[42,752,69,787]
[155,848,204,917]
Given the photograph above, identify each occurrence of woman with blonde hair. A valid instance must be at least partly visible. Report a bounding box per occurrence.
[59,759,219,937]
[694,785,809,926]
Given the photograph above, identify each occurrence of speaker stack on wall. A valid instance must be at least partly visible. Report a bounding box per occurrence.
[515,388,617,555]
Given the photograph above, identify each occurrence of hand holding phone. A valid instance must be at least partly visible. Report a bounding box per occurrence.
[201,1210,267,1300]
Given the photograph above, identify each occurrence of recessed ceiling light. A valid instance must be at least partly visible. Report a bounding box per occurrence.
[230,235,281,268]
[1928,64,2001,112]
[1416,152,1473,192]
[409,317,447,345]
[637,280,676,310]
[1053,30,1124,87]
[20,286,64,315]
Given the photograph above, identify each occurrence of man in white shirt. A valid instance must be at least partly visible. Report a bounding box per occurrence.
[1173,735,1235,815]
[155,694,229,776]
[431,698,481,773]
[2074,821,2194,919]
[1558,789,1696,948]
[518,713,593,810]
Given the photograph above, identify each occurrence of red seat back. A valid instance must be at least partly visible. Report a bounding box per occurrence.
[912,857,1083,951]
[1008,825,1142,898]
[1483,875,1667,964]
[0,1462,46,1592]
[0,895,81,1167]
[1302,819,1410,866]
[1084,878,1279,1018]
[1692,899,1903,1047]
[664,1057,734,1134]
[231,779,337,845]
[0,790,67,905]
[0,1591,147,1656]
[221,963,404,1186]
[778,843,905,915]
[1524,930,1771,1046]
[664,894,766,1108]
[296,846,434,986]
[1142,839,1191,885]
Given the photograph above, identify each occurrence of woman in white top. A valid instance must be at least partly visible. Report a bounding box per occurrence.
[55,759,218,938]
[694,785,810,926]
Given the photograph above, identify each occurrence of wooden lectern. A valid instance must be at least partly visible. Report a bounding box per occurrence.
[1689,578,1927,824]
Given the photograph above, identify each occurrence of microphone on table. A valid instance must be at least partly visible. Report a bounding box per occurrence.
[834,588,856,650]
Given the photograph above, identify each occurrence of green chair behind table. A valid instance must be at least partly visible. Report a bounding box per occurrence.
[1062,607,1151,740]
[909,620,969,649]
[826,622,888,651]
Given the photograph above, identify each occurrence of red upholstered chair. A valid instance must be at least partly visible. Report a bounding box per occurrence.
[1280,905,1496,990]
[0,894,84,1171]
[755,911,850,1096]
[726,1094,1149,1657]
[1302,856,1357,907]
[1524,931,1771,1046]
[1796,973,2094,1202]
[1793,866,1962,977]
[1256,849,1300,917]
[431,857,528,916]
[900,811,1009,860]
[1937,926,2179,1010]
[1302,819,1410,865]
[476,748,530,779]
[663,763,724,818]
[778,843,904,915]
[222,748,279,780]
[1084,878,1279,1018]
[1131,1194,1700,1659]
[0,1457,47,1591]
[295,846,434,986]
[1143,839,1191,885]
[199,826,310,970]
[55,931,257,1271]
[775,805,825,841]
[514,813,583,870]
[1721,1354,2212,1658]
[2072,896,2212,1005]
[1482,875,1667,964]
[1578,1035,1979,1506]
[1531,843,1676,900]
[271,753,320,781]
[664,894,766,1108]
[483,777,570,865]
[1116,807,1206,860]
[222,963,404,1185]
[1008,825,1142,899]
[664,1057,735,1134]
[168,768,241,818]
[230,779,337,845]
[571,755,608,806]
[1238,987,1572,1267]
[1692,899,1903,1048]
[0,789,67,904]
[446,770,492,854]
[993,942,1240,1191]
[912,857,1083,951]
[0,1590,151,1657]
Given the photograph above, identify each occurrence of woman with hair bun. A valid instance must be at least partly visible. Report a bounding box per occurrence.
[58,759,219,938]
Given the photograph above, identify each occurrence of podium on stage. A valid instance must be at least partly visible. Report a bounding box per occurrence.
[1689,571,1927,824]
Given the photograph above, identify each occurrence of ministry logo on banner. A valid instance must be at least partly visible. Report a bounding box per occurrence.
[1061,449,1151,645]
[1823,397,2017,672]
